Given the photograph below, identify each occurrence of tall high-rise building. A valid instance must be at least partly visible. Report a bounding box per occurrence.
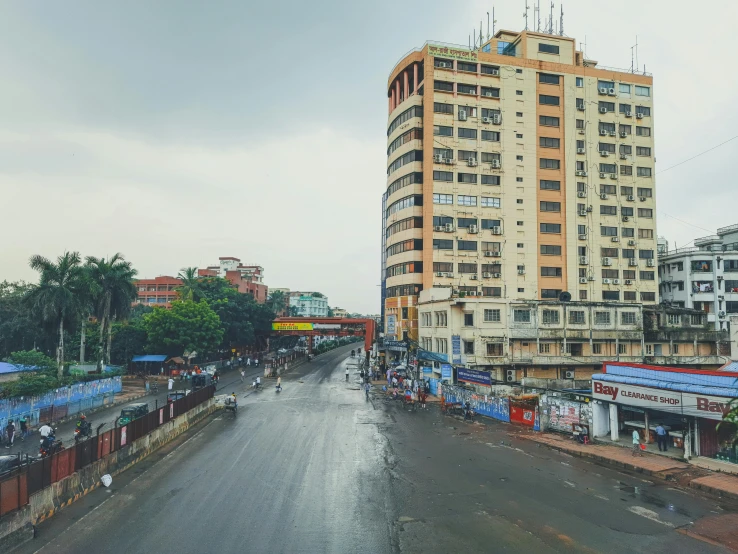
[382,29,657,349]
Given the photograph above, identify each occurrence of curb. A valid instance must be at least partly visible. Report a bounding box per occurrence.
[688,480,738,502]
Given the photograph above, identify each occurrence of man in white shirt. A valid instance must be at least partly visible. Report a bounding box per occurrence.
[168,377,174,391]
[39,423,53,438]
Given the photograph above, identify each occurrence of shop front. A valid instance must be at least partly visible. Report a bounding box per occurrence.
[591,362,738,462]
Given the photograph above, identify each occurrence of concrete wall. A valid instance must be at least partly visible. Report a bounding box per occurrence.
[0,397,221,550]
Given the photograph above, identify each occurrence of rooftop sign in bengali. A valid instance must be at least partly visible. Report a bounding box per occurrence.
[428,44,479,62]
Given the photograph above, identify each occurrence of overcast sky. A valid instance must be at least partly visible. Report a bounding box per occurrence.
[1,1,737,314]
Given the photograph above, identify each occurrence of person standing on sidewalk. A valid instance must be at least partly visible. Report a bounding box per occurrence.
[168,377,174,391]
[19,416,28,441]
[632,429,643,456]
[5,420,15,448]
[655,424,668,451]
[240,369,245,383]
[345,367,350,382]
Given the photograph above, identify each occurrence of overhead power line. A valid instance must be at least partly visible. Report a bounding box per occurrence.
[656,135,738,175]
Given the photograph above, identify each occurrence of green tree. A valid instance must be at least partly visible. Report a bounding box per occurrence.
[288,306,300,317]
[327,306,335,317]
[26,252,89,379]
[143,300,223,358]
[266,290,287,317]
[176,267,201,301]
[0,281,48,359]
[85,254,138,370]
[109,320,148,365]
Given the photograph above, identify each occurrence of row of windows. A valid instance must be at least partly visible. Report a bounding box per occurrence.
[434,81,501,97]
[599,248,655,259]
[597,227,654,239]
[433,149,502,163]
[386,238,422,257]
[433,171,500,184]
[593,143,652,156]
[596,206,654,218]
[387,105,423,136]
[433,59,500,76]
[386,194,422,217]
[433,239,502,251]
[386,261,422,278]
[433,262,502,273]
[387,150,423,176]
[593,101,652,116]
[386,172,422,197]
[432,216,501,230]
[600,269,655,279]
[387,128,422,157]
[385,284,422,298]
[433,125,501,142]
[597,81,651,97]
[385,216,422,239]
[597,122,652,136]
[592,185,652,197]
[432,194,501,208]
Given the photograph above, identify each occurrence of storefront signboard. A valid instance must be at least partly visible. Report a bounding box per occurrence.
[441,364,453,380]
[451,335,461,364]
[457,367,492,387]
[592,379,734,421]
[272,322,314,331]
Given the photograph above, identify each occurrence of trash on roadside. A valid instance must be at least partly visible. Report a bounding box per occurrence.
[101,474,112,487]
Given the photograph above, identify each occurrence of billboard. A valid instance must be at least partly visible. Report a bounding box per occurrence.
[272,322,314,331]
[457,367,492,387]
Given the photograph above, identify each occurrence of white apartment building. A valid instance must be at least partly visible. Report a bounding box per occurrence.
[289,292,329,318]
[659,223,738,330]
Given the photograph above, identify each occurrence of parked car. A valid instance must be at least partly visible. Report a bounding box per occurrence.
[118,403,149,426]
[191,373,213,390]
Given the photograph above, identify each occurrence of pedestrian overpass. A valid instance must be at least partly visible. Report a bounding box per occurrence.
[271,317,376,354]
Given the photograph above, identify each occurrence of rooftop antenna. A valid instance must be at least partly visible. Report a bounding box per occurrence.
[469,34,471,50]
[631,36,639,73]
[559,5,564,36]
[480,20,483,48]
[549,1,554,34]
[537,0,541,32]
[524,1,529,30]
[487,12,490,39]
[492,7,496,36]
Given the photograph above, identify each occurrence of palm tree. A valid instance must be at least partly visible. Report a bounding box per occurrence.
[86,254,138,371]
[176,267,200,301]
[267,290,287,316]
[26,252,89,379]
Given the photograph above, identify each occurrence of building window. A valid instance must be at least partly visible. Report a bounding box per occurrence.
[482,130,500,141]
[457,240,477,251]
[593,343,602,354]
[541,267,562,277]
[540,201,561,212]
[458,262,477,274]
[636,126,651,137]
[458,128,478,140]
[637,167,652,177]
[487,343,503,356]
[635,85,650,97]
[640,292,656,302]
[540,245,562,255]
[639,271,655,280]
[539,343,551,353]
[434,125,453,136]
[513,309,531,323]
[432,239,453,250]
[457,195,477,206]
[540,159,560,170]
[569,310,585,324]
[601,226,618,236]
[603,291,620,301]
[539,94,560,106]
[458,172,478,183]
[595,311,611,325]
[433,171,453,182]
[540,137,560,148]
[600,205,617,215]
[576,77,583,87]
[539,115,560,127]
[540,180,561,190]
[484,309,501,322]
[542,309,560,324]
[481,197,501,208]
[618,343,627,354]
[538,43,560,54]
[540,223,561,233]
[434,102,454,114]
[463,313,474,327]
[433,193,453,205]
[637,147,652,156]
[539,73,560,84]
[463,340,475,355]
[541,289,561,299]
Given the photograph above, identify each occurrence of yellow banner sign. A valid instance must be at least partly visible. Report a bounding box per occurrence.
[428,44,479,62]
[272,322,314,331]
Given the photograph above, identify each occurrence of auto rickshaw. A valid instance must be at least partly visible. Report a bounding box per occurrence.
[118,403,148,426]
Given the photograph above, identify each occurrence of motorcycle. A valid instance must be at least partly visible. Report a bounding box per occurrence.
[39,433,63,458]
[74,425,92,444]
[463,403,475,422]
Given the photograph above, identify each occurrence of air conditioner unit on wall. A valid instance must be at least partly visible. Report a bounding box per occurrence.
[506,369,517,382]
[565,370,575,379]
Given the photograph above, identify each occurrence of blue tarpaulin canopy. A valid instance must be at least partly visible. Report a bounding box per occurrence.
[131,355,168,363]
[0,362,21,375]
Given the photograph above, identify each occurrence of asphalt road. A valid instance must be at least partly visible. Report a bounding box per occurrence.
[18,344,736,553]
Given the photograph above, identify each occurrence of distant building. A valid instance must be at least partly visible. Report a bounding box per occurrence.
[134,276,181,307]
[199,257,268,304]
[289,292,329,317]
[658,223,738,330]
[332,307,349,318]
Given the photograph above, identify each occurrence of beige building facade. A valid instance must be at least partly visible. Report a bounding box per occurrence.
[382,29,658,349]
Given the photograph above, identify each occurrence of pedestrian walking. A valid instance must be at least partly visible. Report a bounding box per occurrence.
[392,376,398,391]
[167,377,174,391]
[247,357,252,367]
[655,424,668,451]
[5,420,15,448]
[345,368,350,382]
[145,379,150,394]
[632,429,643,456]
[419,390,428,408]
[240,370,245,383]
[19,416,28,441]
[386,368,391,387]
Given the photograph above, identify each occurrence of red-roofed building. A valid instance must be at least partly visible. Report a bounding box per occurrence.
[134,276,182,308]
[199,257,268,303]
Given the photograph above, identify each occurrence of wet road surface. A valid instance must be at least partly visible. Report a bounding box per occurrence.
[19,344,736,553]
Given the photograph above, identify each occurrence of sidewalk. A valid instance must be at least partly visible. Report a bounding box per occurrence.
[517,431,738,502]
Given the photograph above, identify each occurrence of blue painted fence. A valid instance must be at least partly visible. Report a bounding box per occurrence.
[0,377,122,430]
[442,384,511,423]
